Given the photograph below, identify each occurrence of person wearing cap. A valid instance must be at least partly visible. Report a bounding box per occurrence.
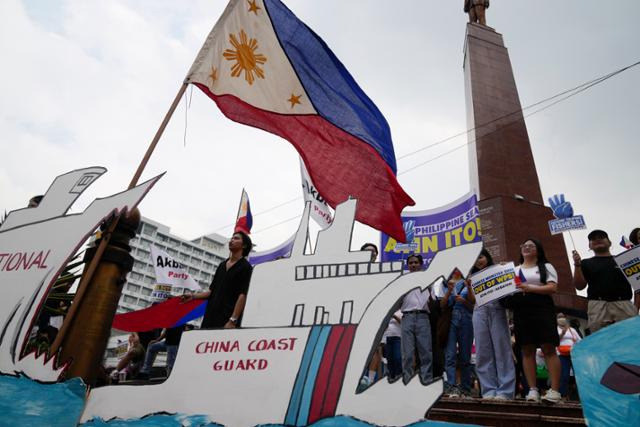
[572,229,638,333]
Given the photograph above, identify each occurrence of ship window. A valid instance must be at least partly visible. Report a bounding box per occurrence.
[347,264,356,275]
[330,265,337,276]
[338,264,346,276]
[141,287,152,296]
[370,263,380,274]
[296,266,305,280]
[127,284,141,293]
[322,265,330,277]
[315,265,323,277]
[305,266,314,279]
[358,263,369,274]
[381,262,391,273]
[392,261,403,271]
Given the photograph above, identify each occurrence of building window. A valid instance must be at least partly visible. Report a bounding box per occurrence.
[127,284,141,293]
[123,295,137,305]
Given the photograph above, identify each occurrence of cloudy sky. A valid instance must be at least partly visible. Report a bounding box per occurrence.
[1,0,638,262]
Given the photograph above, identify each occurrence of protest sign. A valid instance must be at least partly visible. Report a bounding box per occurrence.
[150,246,201,295]
[614,245,640,292]
[381,192,481,265]
[469,262,518,307]
[300,159,333,229]
[548,215,586,235]
[547,194,587,235]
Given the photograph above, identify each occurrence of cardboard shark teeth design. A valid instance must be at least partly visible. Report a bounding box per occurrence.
[0,167,162,381]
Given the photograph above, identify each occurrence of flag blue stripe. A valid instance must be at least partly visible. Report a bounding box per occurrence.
[173,301,207,327]
[264,0,397,174]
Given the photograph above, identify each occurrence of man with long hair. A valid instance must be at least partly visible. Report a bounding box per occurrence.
[183,231,253,329]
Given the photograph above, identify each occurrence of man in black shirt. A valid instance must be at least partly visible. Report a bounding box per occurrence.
[573,229,638,333]
[183,231,253,329]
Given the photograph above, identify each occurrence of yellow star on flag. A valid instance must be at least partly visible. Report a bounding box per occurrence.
[247,0,260,15]
[288,93,302,108]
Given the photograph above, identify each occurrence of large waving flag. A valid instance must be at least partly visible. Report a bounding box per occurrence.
[185,0,414,242]
[234,188,253,234]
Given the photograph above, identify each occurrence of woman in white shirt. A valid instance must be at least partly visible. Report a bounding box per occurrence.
[511,238,562,404]
[557,316,581,397]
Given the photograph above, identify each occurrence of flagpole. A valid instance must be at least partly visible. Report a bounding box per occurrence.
[50,82,189,357]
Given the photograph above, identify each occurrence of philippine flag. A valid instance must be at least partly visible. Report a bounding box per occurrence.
[235,188,253,234]
[186,0,415,242]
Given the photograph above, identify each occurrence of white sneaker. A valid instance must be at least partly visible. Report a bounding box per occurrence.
[482,394,495,400]
[525,388,540,402]
[542,389,562,404]
[493,395,510,401]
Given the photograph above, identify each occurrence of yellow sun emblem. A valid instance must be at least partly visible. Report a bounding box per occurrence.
[223,30,267,85]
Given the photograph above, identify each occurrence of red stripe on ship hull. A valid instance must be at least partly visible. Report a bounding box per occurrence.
[320,324,357,419]
[193,85,414,242]
[308,326,345,423]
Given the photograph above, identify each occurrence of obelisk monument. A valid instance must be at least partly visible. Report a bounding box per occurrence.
[463,15,586,312]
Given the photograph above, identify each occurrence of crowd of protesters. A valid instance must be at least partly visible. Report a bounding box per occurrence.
[358,226,639,404]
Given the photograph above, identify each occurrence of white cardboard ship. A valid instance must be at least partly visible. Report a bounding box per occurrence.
[0,168,481,426]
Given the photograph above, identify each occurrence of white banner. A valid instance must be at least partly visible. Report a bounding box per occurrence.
[150,246,201,294]
[469,262,518,307]
[300,159,333,229]
[614,245,640,292]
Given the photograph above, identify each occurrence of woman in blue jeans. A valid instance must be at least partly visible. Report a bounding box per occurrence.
[442,269,475,397]
[471,248,516,400]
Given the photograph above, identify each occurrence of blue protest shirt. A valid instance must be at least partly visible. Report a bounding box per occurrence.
[447,280,472,313]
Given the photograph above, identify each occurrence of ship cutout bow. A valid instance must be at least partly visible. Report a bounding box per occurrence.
[600,362,640,395]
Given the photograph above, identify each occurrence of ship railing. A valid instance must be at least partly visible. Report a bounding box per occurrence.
[295,261,403,281]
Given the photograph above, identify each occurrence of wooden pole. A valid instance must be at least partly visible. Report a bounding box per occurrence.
[50,82,188,357]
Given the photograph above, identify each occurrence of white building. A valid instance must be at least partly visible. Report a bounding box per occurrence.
[117,217,230,313]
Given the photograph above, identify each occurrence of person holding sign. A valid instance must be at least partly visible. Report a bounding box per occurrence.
[572,229,638,333]
[511,239,562,404]
[470,248,516,400]
[182,232,253,329]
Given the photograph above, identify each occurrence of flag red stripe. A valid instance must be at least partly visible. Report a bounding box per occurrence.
[112,297,203,332]
[193,84,414,242]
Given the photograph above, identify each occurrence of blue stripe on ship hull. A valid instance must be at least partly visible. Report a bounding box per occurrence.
[285,326,322,425]
[284,325,331,426]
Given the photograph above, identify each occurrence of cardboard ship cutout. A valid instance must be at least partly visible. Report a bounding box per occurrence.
[81,201,482,426]
[0,167,161,382]
[0,167,484,426]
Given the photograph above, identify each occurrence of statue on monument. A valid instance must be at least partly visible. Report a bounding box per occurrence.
[464,0,489,26]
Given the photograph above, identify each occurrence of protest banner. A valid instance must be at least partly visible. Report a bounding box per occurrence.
[469,262,518,307]
[614,245,640,292]
[150,246,201,299]
[249,235,295,266]
[381,192,481,265]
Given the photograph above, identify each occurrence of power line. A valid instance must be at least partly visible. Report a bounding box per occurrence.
[235,60,640,235]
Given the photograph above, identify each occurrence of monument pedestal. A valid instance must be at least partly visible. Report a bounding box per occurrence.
[463,23,586,314]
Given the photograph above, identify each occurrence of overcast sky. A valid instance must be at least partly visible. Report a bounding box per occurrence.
[1,0,638,263]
